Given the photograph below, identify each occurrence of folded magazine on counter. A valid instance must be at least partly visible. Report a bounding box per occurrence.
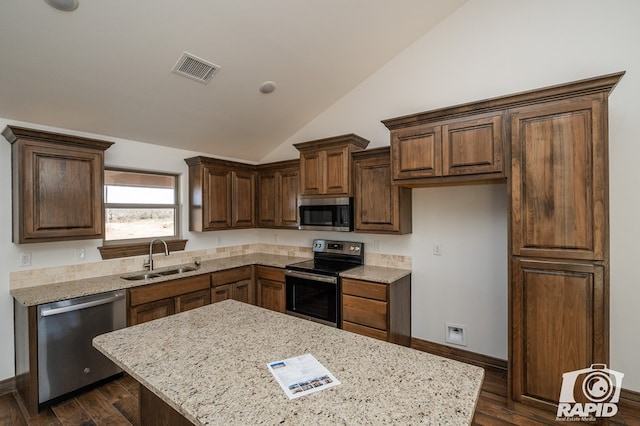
[267,353,341,399]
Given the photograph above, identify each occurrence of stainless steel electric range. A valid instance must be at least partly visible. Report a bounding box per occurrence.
[285,239,364,327]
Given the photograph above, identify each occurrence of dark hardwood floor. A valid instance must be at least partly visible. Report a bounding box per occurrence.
[0,374,140,426]
[1,370,638,425]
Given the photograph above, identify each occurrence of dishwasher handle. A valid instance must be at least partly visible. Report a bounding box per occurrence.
[40,292,125,317]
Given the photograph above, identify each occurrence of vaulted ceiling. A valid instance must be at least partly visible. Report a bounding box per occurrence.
[0,1,465,161]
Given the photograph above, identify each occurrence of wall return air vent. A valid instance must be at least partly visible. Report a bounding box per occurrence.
[171,52,221,84]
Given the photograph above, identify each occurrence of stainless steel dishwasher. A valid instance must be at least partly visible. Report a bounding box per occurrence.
[37,290,126,403]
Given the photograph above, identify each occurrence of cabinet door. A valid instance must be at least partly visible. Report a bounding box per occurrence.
[232,279,253,304]
[203,167,232,229]
[19,141,104,242]
[511,96,606,261]
[353,151,411,234]
[232,170,256,228]
[279,169,300,228]
[176,289,211,313]
[257,172,277,227]
[391,124,442,179]
[256,268,285,314]
[442,113,504,176]
[212,284,232,303]
[325,146,350,195]
[300,151,325,195]
[129,298,175,326]
[511,259,606,410]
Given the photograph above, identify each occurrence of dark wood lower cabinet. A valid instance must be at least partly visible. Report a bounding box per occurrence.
[511,258,607,411]
[140,384,192,426]
[176,289,211,313]
[256,266,286,313]
[129,298,175,326]
[341,275,411,346]
[211,266,255,305]
[127,275,211,326]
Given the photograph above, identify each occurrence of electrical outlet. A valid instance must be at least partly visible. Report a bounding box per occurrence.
[373,240,381,252]
[433,242,442,256]
[445,323,467,346]
[20,252,32,267]
[75,248,86,261]
[273,233,279,243]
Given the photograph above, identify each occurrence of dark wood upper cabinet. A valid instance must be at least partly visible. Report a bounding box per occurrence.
[185,156,256,231]
[3,126,113,243]
[384,112,505,186]
[294,134,369,196]
[352,147,411,234]
[256,159,300,229]
[510,95,605,261]
[232,170,256,228]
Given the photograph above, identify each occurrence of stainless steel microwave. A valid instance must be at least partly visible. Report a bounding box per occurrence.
[298,197,354,232]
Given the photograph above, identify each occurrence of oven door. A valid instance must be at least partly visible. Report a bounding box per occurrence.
[285,270,339,327]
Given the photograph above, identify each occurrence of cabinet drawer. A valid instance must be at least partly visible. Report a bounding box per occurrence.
[342,295,387,330]
[129,274,210,306]
[211,284,232,303]
[342,278,387,301]
[211,266,252,286]
[256,265,284,283]
[176,289,210,313]
[342,321,388,342]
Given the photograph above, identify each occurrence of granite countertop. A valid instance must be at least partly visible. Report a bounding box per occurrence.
[12,254,411,306]
[11,254,306,306]
[340,264,411,283]
[94,300,483,425]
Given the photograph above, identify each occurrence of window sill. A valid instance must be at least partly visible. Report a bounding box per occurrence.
[98,239,188,260]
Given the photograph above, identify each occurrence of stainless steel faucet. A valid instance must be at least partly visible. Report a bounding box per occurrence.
[144,239,169,271]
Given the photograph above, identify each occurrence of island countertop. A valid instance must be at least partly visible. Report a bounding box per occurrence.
[93,300,483,425]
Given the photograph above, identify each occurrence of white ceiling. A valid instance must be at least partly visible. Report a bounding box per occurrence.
[0,1,465,161]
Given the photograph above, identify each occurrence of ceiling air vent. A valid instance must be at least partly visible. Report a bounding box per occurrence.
[171,52,221,84]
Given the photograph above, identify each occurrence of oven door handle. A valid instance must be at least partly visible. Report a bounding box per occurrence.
[285,270,338,284]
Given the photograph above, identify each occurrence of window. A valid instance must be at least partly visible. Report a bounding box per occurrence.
[104,169,179,244]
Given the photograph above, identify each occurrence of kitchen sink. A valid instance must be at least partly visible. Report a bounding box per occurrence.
[157,266,198,275]
[121,265,199,281]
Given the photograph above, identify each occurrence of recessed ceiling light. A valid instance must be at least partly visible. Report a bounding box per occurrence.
[44,0,79,11]
[259,81,276,94]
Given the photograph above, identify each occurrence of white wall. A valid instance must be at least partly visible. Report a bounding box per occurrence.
[264,0,640,391]
[2,0,639,394]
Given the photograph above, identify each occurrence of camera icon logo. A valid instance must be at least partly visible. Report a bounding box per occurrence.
[557,364,624,420]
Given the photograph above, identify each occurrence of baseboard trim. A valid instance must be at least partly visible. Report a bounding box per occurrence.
[620,388,640,412]
[0,376,16,396]
[411,337,640,417]
[411,337,507,372]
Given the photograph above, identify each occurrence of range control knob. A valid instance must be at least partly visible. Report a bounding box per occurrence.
[350,245,355,251]
[355,246,361,251]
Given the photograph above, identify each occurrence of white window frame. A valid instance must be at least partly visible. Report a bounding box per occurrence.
[103,167,180,246]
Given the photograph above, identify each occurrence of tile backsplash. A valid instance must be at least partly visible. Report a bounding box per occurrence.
[9,243,411,290]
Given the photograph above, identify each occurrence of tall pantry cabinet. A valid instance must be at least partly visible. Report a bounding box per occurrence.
[508,75,622,412]
[382,72,624,416]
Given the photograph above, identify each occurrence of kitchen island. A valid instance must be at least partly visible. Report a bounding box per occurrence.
[94,300,483,425]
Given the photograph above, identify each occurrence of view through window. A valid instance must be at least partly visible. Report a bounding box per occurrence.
[104,169,179,243]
